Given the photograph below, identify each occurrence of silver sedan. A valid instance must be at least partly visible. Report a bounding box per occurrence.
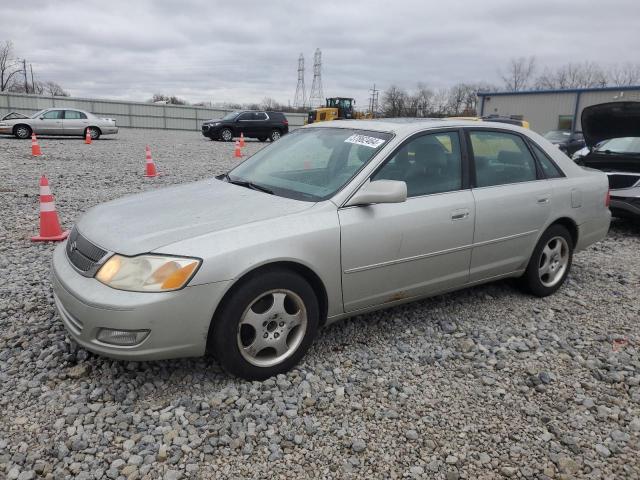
[0,108,117,139]
[52,119,611,380]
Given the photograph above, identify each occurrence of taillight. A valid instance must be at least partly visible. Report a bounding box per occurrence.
[605,189,610,208]
[284,120,289,125]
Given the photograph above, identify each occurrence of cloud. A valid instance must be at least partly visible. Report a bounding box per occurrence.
[1,0,638,105]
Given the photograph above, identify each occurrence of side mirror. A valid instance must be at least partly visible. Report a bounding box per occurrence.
[345,180,407,207]
[39,117,45,120]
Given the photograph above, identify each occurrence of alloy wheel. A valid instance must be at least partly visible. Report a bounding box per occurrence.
[538,236,569,287]
[237,289,307,367]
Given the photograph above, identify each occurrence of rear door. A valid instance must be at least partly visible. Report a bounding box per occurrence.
[467,129,551,282]
[339,130,475,311]
[36,109,64,135]
[62,110,89,135]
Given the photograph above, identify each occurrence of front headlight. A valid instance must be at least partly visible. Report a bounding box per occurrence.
[96,254,201,292]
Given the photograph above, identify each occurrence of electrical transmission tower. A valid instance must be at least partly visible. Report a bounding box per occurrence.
[308,48,324,108]
[293,53,306,108]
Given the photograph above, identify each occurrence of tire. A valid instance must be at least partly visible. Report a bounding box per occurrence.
[209,269,320,380]
[258,137,268,142]
[220,128,233,142]
[14,124,32,139]
[86,127,101,140]
[522,224,573,297]
[269,129,281,142]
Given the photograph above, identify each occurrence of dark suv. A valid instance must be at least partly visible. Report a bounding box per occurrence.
[202,111,289,142]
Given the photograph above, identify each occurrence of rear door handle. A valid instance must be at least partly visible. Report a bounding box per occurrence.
[537,196,550,204]
[451,209,470,221]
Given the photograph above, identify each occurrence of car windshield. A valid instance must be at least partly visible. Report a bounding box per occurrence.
[30,109,48,119]
[543,130,571,142]
[596,137,640,154]
[226,127,392,201]
[222,111,240,121]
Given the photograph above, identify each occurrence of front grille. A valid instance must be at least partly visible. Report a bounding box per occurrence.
[66,227,107,273]
[608,173,640,190]
[202,124,209,131]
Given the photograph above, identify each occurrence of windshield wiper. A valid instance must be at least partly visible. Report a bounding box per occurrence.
[222,173,273,195]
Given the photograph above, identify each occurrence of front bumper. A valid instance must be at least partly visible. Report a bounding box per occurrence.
[51,242,230,361]
[201,125,220,138]
[610,185,640,219]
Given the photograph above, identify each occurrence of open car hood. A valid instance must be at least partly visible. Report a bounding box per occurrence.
[581,102,640,148]
[1,111,30,121]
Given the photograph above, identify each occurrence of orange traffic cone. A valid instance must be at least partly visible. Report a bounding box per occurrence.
[234,140,242,158]
[31,133,42,156]
[85,128,92,145]
[239,132,245,148]
[144,145,157,177]
[31,175,69,242]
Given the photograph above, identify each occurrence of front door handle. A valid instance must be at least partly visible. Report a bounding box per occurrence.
[451,209,470,221]
[537,196,550,204]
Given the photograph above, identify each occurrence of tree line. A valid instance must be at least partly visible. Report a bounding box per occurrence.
[0,40,68,96]
[380,58,640,118]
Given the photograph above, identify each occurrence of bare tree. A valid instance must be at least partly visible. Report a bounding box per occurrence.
[261,97,280,110]
[406,83,433,117]
[535,62,608,89]
[501,56,537,92]
[148,93,187,105]
[608,62,640,87]
[381,85,409,117]
[0,40,21,92]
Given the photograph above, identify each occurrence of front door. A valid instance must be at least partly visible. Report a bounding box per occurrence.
[467,129,552,282]
[236,112,256,137]
[36,109,64,135]
[339,130,475,312]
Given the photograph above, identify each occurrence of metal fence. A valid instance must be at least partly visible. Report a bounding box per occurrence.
[0,92,307,131]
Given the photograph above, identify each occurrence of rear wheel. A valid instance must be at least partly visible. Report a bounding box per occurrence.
[270,129,281,142]
[522,225,573,297]
[14,124,32,139]
[220,128,233,142]
[209,269,319,380]
[86,127,101,140]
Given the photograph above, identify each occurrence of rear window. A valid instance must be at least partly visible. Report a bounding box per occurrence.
[530,142,564,178]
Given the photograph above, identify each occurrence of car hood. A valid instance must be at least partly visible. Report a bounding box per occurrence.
[76,178,314,256]
[581,102,640,147]
[1,111,30,121]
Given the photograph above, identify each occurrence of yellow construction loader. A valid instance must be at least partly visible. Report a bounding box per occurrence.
[307,97,373,124]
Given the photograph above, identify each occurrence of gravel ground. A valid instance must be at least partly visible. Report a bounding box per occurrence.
[0,128,639,480]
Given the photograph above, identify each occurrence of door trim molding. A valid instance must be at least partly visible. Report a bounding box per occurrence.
[343,229,537,274]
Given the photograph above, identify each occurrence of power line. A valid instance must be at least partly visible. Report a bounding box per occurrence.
[308,48,324,108]
[368,84,379,116]
[293,53,306,108]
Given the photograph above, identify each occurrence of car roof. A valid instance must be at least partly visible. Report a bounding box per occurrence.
[305,118,530,135]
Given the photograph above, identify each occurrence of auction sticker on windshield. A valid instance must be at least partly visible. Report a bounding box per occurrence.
[345,134,386,148]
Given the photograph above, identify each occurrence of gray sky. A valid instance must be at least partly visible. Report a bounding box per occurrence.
[2,0,639,106]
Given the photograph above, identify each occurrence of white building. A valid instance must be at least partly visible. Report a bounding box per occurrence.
[478,86,640,134]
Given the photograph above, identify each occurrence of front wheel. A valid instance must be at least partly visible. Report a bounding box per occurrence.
[14,124,32,139]
[257,136,268,142]
[522,225,573,297]
[209,269,319,380]
[220,128,233,142]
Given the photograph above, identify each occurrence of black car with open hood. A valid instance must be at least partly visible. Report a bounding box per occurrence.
[576,102,640,219]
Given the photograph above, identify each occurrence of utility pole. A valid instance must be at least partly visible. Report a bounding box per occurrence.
[368,84,379,117]
[29,64,35,94]
[22,59,28,94]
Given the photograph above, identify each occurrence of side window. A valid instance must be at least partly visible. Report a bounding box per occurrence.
[64,110,85,119]
[470,131,537,187]
[373,131,462,197]
[237,112,253,121]
[255,112,268,121]
[530,142,564,179]
[42,110,63,119]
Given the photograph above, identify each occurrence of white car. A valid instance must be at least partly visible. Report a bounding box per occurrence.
[0,108,118,139]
